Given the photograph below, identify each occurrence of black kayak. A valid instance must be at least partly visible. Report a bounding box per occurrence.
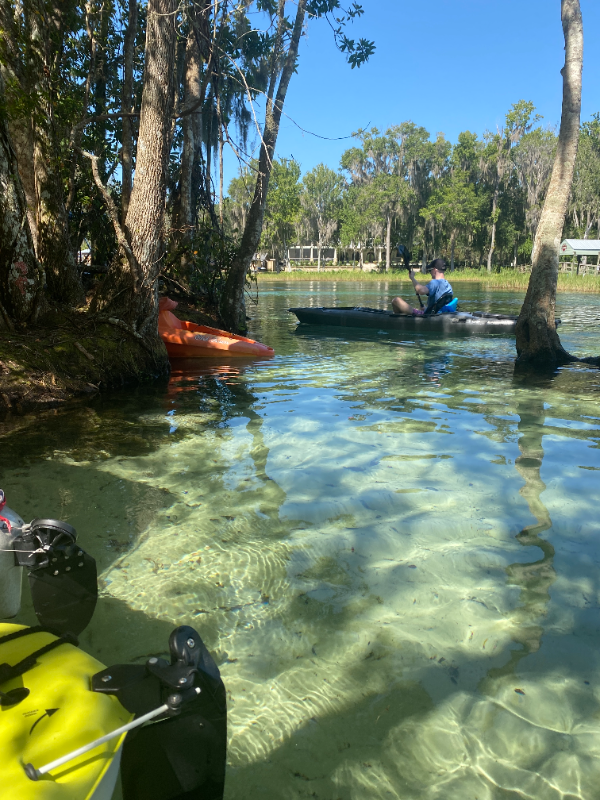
[289,306,529,335]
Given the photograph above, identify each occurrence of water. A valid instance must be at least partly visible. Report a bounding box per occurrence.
[2,281,600,799]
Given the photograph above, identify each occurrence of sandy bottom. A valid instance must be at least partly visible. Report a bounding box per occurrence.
[3,284,600,799]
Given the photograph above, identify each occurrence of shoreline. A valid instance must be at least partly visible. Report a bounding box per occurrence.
[256,268,600,293]
[0,300,219,422]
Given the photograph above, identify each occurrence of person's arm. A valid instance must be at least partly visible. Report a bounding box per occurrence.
[409,270,429,295]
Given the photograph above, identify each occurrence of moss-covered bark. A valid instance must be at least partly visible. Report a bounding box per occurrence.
[0,82,44,327]
[0,311,168,415]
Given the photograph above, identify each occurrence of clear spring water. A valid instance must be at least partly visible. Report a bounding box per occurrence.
[3,281,600,799]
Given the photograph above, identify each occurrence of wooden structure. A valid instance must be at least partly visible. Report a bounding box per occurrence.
[559,239,600,274]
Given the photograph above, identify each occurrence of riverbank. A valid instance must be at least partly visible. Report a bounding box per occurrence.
[0,300,219,418]
[257,268,600,293]
[0,315,166,418]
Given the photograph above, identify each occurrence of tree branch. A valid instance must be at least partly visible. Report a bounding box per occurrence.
[174,96,204,119]
[78,148,140,286]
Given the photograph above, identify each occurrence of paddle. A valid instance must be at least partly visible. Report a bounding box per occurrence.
[397,245,423,309]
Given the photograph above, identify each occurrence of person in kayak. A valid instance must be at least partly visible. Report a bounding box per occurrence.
[391,258,453,316]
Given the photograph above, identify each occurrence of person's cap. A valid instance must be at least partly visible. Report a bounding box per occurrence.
[426,259,447,272]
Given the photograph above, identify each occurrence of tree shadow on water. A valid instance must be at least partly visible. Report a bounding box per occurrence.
[221,376,599,799]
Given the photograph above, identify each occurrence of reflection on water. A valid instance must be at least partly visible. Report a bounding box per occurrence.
[2,282,600,799]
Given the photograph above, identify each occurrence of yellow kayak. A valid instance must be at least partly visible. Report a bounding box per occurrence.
[0,624,131,800]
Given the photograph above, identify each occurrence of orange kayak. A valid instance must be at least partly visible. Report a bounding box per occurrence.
[158,297,274,359]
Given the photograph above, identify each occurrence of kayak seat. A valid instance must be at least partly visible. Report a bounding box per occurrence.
[425,291,454,316]
[439,298,458,313]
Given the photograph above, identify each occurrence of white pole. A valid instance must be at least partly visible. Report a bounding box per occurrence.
[26,689,200,781]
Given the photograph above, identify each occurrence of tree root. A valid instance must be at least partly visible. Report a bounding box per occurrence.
[103,316,157,356]
[0,299,15,332]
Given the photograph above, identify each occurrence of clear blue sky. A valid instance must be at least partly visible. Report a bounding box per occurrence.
[223,0,599,191]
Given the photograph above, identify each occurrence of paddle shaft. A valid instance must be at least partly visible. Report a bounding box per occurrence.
[406,266,424,308]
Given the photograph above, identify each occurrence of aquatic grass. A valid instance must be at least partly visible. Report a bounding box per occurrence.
[257,267,600,293]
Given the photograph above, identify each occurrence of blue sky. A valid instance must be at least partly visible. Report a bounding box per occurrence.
[223,0,599,191]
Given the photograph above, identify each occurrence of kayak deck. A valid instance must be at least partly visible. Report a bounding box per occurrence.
[289,306,521,335]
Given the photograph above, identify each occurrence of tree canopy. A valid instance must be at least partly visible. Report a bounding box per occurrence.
[224,103,599,272]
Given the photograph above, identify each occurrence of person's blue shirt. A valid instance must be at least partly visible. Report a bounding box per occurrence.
[425,278,452,313]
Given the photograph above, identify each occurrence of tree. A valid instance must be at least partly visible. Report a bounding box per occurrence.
[91,0,178,345]
[482,100,539,272]
[339,182,377,269]
[225,166,256,240]
[262,158,302,262]
[300,164,345,270]
[0,75,44,328]
[0,0,84,305]
[387,122,442,266]
[420,132,483,270]
[220,1,374,331]
[570,115,600,240]
[512,126,557,246]
[341,128,413,270]
[515,0,583,367]
[421,171,480,271]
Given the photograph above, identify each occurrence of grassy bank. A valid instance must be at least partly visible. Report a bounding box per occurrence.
[257,268,600,293]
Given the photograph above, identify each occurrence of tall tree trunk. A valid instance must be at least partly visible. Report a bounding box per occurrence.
[450,229,456,271]
[189,0,213,222]
[205,85,213,201]
[121,0,138,223]
[385,212,391,272]
[91,0,177,338]
[0,84,44,327]
[486,187,499,272]
[515,0,583,367]
[6,116,37,251]
[66,1,97,215]
[29,0,84,305]
[173,0,214,245]
[33,122,83,305]
[217,90,224,226]
[220,0,306,332]
[176,29,202,248]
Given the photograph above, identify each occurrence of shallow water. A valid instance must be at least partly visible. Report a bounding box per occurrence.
[2,281,600,800]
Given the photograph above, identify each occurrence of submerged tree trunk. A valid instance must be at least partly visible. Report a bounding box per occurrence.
[0,91,44,327]
[91,0,177,339]
[515,0,583,367]
[220,0,307,332]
